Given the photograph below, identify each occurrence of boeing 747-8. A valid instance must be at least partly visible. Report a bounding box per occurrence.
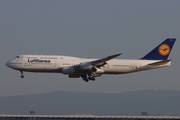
[6,38,176,82]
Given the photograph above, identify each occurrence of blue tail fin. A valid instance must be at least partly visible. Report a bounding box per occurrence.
[141,38,176,60]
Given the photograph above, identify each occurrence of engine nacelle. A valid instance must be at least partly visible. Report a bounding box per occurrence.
[68,74,80,78]
[79,62,93,71]
[62,66,75,74]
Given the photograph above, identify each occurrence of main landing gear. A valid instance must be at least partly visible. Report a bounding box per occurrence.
[81,74,89,82]
[81,73,96,82]
[20,71,24,78]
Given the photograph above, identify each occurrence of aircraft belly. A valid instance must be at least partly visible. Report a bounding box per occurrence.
[103,66,132,74]
[17,68,61,73]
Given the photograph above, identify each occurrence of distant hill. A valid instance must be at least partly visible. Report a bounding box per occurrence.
[0,90,180,115]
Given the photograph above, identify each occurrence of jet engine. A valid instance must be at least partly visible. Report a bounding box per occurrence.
[68,74,80,78]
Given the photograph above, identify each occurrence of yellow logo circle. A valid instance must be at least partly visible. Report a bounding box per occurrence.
[158,44,170,56]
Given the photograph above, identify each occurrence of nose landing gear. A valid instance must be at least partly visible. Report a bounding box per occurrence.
[20,71,24,78]
[21,74,24,78]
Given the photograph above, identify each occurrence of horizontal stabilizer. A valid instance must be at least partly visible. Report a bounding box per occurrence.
[148,60,171,66]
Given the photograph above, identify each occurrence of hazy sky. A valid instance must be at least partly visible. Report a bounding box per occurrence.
[0,0,180,97]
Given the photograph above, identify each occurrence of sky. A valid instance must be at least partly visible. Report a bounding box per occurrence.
[0,0,180,97]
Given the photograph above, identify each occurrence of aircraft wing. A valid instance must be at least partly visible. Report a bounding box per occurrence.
[73,53,121,71]
[91,53,121,67]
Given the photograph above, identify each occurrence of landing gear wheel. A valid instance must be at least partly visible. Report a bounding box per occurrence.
[81,74,89,82]
[91,77,95,81]
[20,75,24,78]
[83,78,88,82]
[88,77,95,81]
[20,71,24,78]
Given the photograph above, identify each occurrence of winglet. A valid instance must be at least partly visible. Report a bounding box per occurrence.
[141,38,176,60]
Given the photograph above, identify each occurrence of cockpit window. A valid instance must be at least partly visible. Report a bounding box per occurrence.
[15,56,20,58]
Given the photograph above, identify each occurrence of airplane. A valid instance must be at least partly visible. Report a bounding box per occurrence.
[6,38,176,82]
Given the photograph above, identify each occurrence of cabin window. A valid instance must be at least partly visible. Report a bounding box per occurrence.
[63,63,71,65]
[27,57,37,58]
[40,57,57,59]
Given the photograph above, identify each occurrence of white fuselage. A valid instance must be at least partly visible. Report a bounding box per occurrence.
[6,55,171,74]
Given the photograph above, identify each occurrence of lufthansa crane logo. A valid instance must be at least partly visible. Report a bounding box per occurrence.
[158,44,170,56]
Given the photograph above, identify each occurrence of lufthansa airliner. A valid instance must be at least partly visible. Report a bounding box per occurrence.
[6,38,176,82]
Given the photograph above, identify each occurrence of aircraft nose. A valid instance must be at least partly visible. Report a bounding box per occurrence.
[6,60,14,68]
[6,61,10,67]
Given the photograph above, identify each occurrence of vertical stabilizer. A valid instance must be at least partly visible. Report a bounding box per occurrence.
[141,38,176,60]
